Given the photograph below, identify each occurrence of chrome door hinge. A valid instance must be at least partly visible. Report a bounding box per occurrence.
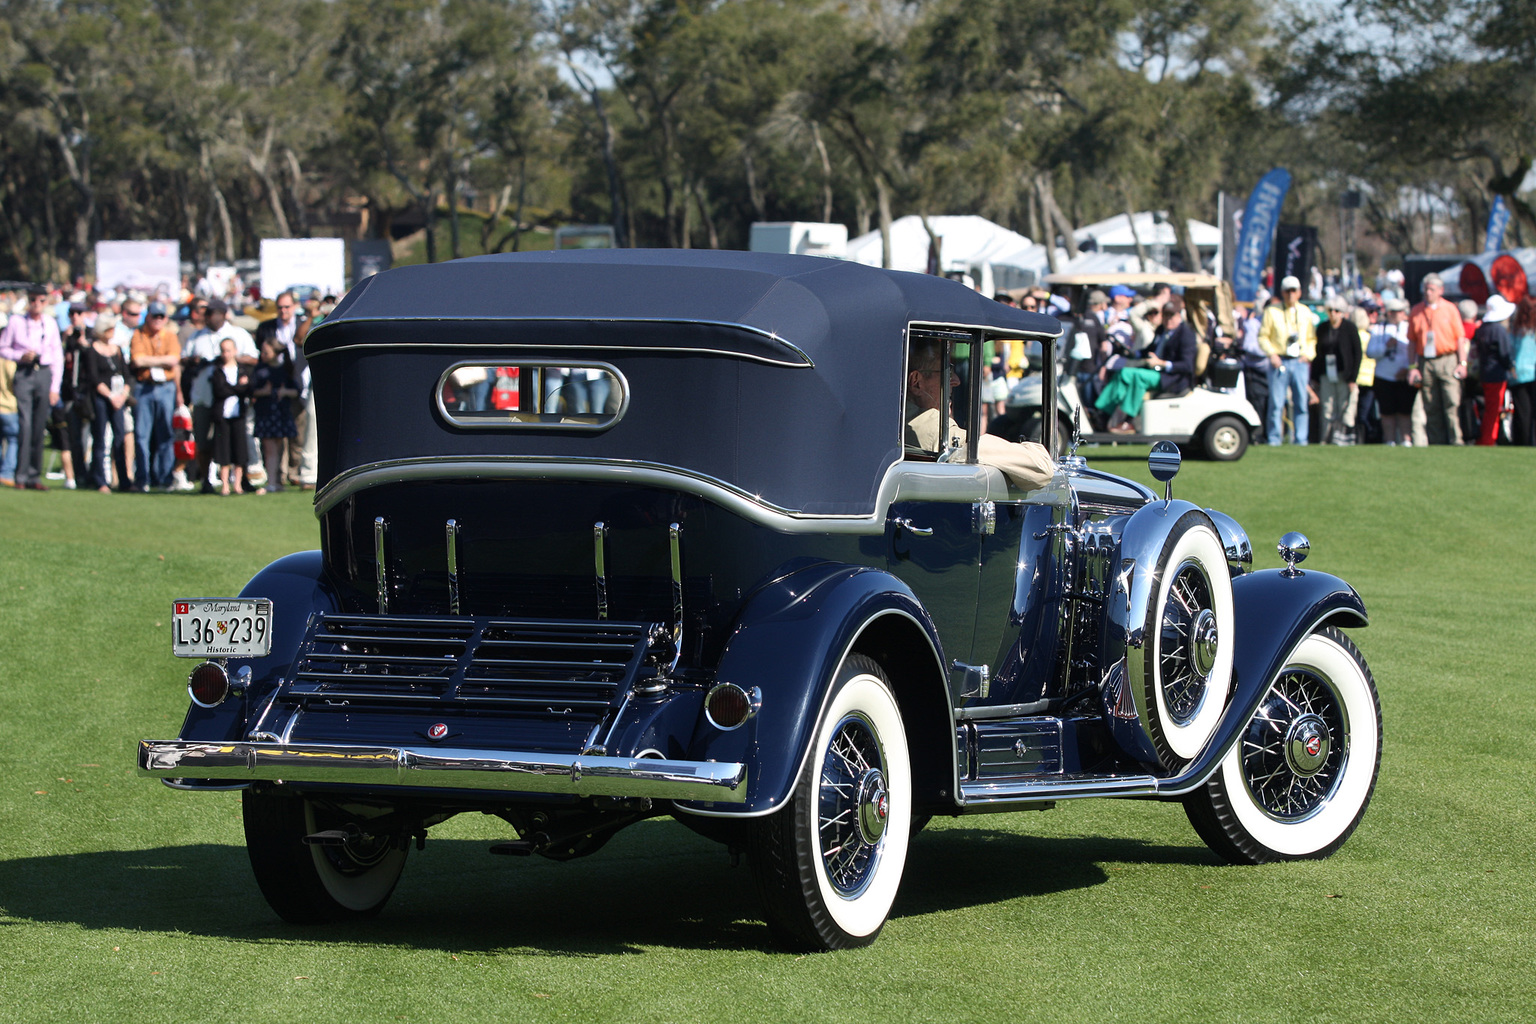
[953,660,991,700]
[972,501,996,536]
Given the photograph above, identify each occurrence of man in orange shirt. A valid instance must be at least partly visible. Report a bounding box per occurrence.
[1406,273,1468,444]
[129,301,183,491]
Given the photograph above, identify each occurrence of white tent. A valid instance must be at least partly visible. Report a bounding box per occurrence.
[846,215,1033,275]
[1074,212,1222,251]
[845,211,1190,289]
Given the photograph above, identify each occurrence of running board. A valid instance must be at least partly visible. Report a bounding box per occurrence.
[957,759,1224,810]
[958,773,1159,810]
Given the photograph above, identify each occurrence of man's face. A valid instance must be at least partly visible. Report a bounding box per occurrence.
[1282,287,1300,307]
[908,356,958,413]
[191,304,207,324]
[122,304,142,323]
[26,294,47,318]
[276,296,296,323]
[1113,294,1132,311]
[1425,281,1443,304]
[206,309,227,331]
[1327,307,1345,326]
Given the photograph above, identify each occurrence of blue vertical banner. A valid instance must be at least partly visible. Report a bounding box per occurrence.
[1231,168,1292,304]
[1485,195,1511,254]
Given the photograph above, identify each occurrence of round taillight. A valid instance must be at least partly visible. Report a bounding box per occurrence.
[188,661,231,708]
[705,683,761,731]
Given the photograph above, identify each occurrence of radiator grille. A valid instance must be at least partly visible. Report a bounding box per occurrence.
[284,614,655,713]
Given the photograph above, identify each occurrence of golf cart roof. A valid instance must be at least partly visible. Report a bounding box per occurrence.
[1043,272,1223,289]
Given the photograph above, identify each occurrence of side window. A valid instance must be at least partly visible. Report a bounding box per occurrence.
[903,329,979,462]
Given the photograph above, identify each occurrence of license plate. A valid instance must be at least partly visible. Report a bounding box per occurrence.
[172,599,272,659]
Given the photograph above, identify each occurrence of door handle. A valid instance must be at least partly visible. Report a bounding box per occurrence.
[894,518,933,537]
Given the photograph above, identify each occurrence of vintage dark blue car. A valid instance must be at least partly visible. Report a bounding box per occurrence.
[139,250,1381,950]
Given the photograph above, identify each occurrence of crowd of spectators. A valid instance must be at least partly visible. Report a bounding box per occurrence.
[4,262,1533,493]
[0,278,333,491]
[990,267,1536,448]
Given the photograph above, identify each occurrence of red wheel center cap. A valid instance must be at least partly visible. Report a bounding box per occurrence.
[1304,735,1322,757]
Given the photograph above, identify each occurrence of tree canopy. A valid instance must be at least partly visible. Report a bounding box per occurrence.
[0,0,1528,282]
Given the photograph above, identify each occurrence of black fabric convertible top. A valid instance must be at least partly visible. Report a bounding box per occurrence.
[307,250,1063,516]
[311,249,1061,357]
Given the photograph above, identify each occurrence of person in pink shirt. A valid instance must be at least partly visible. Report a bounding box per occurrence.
[1406,273,1469,444]
[0,286,64,489]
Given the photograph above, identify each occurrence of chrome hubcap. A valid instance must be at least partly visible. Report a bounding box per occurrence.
[1190,608,1219,680]
[1241,670,1348,821]
[1285,714,1331,776]
[856,769,889,844]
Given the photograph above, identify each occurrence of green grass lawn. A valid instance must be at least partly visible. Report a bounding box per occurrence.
[2,446,1534,1023]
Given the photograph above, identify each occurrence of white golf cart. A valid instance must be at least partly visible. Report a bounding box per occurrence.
[996,273,1261,461]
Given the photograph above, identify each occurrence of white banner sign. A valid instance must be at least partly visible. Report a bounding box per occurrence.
[95,240,181,295]
[260,238,346,297]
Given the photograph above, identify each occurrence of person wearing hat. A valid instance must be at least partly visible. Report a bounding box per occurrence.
[1405,273,1468,444]
[1258,274,1317,445]
[1312,295,1363,445]
[1107,284,1137,324]
[1366,298,1415,445]
[128,299,182,491]
[0,285,64,489]
[1473,294,1517,445]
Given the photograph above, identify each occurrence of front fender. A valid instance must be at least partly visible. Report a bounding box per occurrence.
[177,550,338,742]
[1161,567,1368,794]
[675,563,943,817]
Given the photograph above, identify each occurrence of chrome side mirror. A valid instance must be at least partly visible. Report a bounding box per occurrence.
[1148,440,1181,502]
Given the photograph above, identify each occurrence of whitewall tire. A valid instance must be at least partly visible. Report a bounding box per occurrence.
[749,654,911,950]
[1184,627,1381,863]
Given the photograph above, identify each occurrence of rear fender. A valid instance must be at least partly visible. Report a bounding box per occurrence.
[675,563,947,817]
[177,551,338,742]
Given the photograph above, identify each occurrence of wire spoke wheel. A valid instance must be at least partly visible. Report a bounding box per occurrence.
[1239,669,1347,821]
[1184,626,1381,863]
[817,714,888,898]
[1158,563,1217,726]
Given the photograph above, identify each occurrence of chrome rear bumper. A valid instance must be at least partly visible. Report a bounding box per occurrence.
[137,740,748,803]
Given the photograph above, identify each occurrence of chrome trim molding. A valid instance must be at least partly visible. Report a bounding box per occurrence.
[307,316,816,368]
[316,457,1019,534]
[445,519,461,614]
[373,516,389,614]
[667,522,684,676]
[138,740,748,803]
[593,521,609,620]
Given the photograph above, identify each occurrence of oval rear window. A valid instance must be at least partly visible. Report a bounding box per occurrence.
[437,362,627,430]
